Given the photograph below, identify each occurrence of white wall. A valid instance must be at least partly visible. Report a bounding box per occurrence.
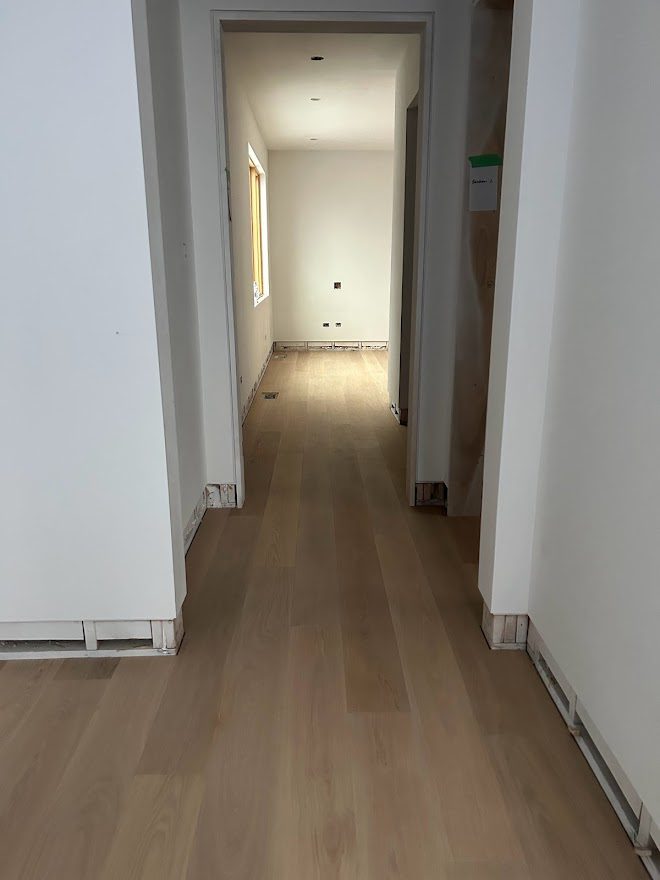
[224,39,274,416]
[529,0,660,823]
[0,1,179,621]
[479,0,580,614]
[268,151,394,343]
[388,41,420,406]
[145,0,206,530]
[177,0,477,495]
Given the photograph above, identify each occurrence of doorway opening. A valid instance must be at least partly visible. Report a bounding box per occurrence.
[209,13,432,504]
[216,23,426,508]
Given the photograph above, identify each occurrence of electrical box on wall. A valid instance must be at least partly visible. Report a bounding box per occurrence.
[468,154,502,212]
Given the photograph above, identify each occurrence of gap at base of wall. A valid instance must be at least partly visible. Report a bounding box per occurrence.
[183,483,238,554]
[390,402,408,425]
[481,605,528,650]
[275,340,388,352]
[241,343,274,423]
[526,620,660,879]
[0,609,184,660]
[414,481,447,509]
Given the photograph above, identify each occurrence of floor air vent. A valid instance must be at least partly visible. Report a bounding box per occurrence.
[262,391,279,400]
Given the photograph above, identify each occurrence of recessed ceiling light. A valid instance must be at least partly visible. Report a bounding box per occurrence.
[310,55,324,61]
[311,97,321,101]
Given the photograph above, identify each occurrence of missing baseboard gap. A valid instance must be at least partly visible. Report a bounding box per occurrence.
[183,482,237,555]
[0,610,184,660]
[206,483,237,509]
[414,481,447,509]
[527,622,660,878]
[274,340,388,352]
[241,343,274,423]
[183,489,207,553]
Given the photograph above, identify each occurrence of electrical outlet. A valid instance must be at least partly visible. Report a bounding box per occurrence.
[322,322,330,327]
[335,322,342,327]
[334,281,342,290]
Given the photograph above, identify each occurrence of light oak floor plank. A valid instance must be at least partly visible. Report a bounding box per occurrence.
[0,351,646,880]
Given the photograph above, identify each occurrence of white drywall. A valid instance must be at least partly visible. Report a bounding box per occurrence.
[388,41,420,407]
[479,0,580,614]
[0,1,178,621]
[224,39,274,415]
[268,151,394,343]
[529,0,660,822]
[144,0,207,532]
[177,0,477,492]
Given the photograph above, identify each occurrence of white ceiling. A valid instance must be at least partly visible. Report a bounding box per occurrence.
[223,33,418,151]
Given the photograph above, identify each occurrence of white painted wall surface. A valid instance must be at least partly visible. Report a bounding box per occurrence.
[529,0,660,822]
[0,1,178,621]
[268,151,394,343]
[387,41,420,406]
[224,39,274,415]
[177,0,476,491]
[145,0,207,530]
[479,0,580,613]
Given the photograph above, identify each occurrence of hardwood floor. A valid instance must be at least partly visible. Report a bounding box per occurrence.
[0,351,645,879]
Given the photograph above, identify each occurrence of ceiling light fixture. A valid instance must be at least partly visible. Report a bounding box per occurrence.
[310,55,324,61]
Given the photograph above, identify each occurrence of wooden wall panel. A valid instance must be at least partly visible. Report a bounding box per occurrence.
[449,3,513,516]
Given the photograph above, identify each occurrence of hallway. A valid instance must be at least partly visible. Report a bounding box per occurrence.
[0,352,645,879]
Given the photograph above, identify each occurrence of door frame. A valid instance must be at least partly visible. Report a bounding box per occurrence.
[210,9,434,506]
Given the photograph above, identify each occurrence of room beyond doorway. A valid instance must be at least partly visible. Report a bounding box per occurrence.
[213,16,430,508]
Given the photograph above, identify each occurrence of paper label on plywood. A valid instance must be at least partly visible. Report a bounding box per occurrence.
[469,164,498,212]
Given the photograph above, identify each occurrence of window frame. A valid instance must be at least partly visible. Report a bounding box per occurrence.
[247,143,269,307]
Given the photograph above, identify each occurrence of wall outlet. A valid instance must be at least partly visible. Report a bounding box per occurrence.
[322,322,330,327]
[335,322,342,327]
[334,281,342,289]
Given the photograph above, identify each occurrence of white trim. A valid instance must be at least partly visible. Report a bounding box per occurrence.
[83,620,98,651]
[213,20,245,507]
[131,0,188,611]
[0,644,177,661]
[211,9,433,513]
[0,621,84,641]
[96,620,153,640]
[247,141,270,306]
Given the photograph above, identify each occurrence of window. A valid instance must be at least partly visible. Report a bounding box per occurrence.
[248,145,268,306]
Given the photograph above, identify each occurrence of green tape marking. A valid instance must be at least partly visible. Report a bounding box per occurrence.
[468,153,503,168]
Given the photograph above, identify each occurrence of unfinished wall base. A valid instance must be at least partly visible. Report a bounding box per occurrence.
[183,482,238,553]
[183,489,208,552]
[527,621,660,879]
[0,608,184,660]
[481,604,528,650]
[206,482,237,509]
[275,340,388,352]
[414,481,447,508]
[241,343,274,423]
